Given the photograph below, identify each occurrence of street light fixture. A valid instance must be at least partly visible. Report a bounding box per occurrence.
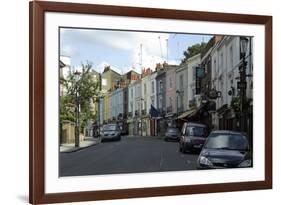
[74,70,81,147]
[240,37,249,58]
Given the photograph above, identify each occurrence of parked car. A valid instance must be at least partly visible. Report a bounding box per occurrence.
[197,130,252,169]
[164,127,180,141]
[179,122,207,153]
[100,124,121,142]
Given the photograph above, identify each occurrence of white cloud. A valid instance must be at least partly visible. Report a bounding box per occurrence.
[96,61,109,73]
[61,45,77,57]
[61,28,135,51]
[61,28,169,54]
[61,28,180,73]
[130,44,179,72]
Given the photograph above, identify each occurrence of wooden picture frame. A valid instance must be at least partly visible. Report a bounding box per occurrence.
[29,1,272,204]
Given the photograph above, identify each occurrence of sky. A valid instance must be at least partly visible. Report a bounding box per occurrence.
[60,28,213,74]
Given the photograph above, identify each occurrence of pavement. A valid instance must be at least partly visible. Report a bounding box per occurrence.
[59,135,199,176]
[59,136,101,153]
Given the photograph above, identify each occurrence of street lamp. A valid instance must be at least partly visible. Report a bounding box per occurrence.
[239,37,249,132]
[240,37,249,58]
[74,70,81,147]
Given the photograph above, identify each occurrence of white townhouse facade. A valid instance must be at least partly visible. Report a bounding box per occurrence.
[150,71,157,109]
[134,80,142,117]
[127,80,141,135]
[210,36,253,130]
[149,71,158,136]
[176,62,189,113]
[141,74,151,136]
[108,92,113,121]
[187,53,201,109]
[134,80,142,135]
[141,75,151,116]
[211,36,240,109]
[128,83,135,118]
[59,55,71,97]
[127,82,135,135]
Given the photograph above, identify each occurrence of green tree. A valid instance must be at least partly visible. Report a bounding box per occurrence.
[181,42,206,63]
[60,62,100,132]
[60,95,76,122]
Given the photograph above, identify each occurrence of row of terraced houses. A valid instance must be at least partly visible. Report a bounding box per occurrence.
[93,36,253,138]
[60,35,253,140]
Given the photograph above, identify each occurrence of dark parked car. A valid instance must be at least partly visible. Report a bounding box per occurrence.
[197,130,252,169]
[179,122,207,153]
[101,124,121,142]
[164,127,180,141]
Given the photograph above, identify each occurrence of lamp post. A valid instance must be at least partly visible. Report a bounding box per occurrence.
[74,70,81,147]
[239,37,249,132]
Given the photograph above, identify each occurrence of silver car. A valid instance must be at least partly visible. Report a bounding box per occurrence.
[101,124,121,142]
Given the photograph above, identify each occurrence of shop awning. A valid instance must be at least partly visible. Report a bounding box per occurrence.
[165,112,176,118]
[177,109,197,119]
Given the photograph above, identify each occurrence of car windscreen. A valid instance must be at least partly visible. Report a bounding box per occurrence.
[166,128,179,133]
[103,125,117,131]
[204,134,248,150]
[185,126,206,137]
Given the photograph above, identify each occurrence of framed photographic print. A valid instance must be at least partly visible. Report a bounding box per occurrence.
[29,1,272,204]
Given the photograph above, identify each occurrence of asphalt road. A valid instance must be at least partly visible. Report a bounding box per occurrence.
[60,136,199,176]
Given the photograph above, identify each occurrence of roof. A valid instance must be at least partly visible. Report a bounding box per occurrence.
[60,56,71,66]
[90,69,100,75]
[155,70,166,78]
[176,63,188,73]
[185,122,207,127]
[103,66,121,76]
[186,53,201,62]
[59,60,65,68]
[124,70,141,76]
